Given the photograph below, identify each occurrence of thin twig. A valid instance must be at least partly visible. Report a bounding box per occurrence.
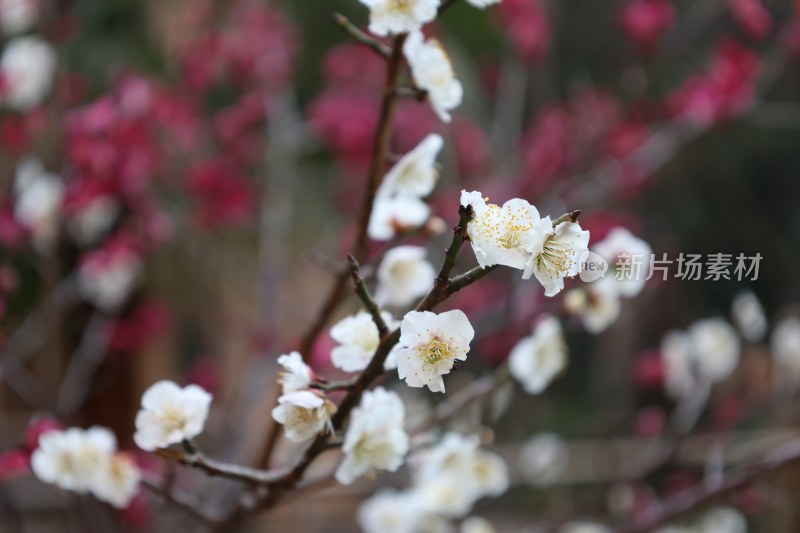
[155,448,288,485]
[142,479,219,526]
[332,13,391,57]
[347,255,388,336]
[619,437,800,533]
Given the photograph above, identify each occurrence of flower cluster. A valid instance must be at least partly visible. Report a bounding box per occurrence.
[369,134,443,240]
[336,387,409,484]
[272,353,337,442]
[565,227,652,333]
[661,317,741,400]
[32,426,141,509]
[461,190,590,296]
[358,432,508,532]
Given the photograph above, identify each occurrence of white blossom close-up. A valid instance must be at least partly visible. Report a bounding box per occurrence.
[378,133,443,199]
[375,245,436,308]
[133,380,213,451]
[336,387,409,484]
[358,489,427,533]
[277,351,314,394]
[331,310,395,372]
[396,309,475,392]
[368,194,431,241]
[461,190,549,271]
[404,30,463,122]
[89,452,142,509]
[359,0,440,37]
[272,390,336,443]
[0,35,57,111]
[523,219,590,297]
[509,315,567,395]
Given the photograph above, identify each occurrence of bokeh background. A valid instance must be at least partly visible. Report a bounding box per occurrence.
[2,0,800,531]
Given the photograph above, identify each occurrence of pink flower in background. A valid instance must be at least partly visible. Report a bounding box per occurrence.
[108,300,171,354]
[323,44,385,90]
[669,39,760,126]
[727,0,772,42]
[0,203,26,247]
[187,158,256,230]
[25,418,63,451]
[619,0,675,52]
[309,89,380,167]
[185,357,223,396]
[452,119,490,180]
[0,449,29,481]
[497,0,551,63]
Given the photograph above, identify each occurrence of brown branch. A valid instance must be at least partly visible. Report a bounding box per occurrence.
[155,448,288,485]
[142,479,219,526]
[347,255,388,336]
[620,437,800,533]
[260,31,408,473]
[332,13,391,58]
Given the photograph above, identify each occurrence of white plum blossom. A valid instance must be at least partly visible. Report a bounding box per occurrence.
[271,390,336,443]
[379,134,443,199]
[358,490,428,533]
[396,309,475,392]
[661,329,697,400]
[731,290,767,343]
[509,316,567,394]
[465,0,501,7]
[359,0,440,37]
[0,0,40,36]
[331,311,396,372]
[277,351,314,394]
[771,316,800,380]
[519,433,569,486]
[565,280,622,334]
[375,245,435,308]
[461,517,496,533]
[523,220,590,297]
[404,30,463,122]
[591,228,652,297]
[688,318,741,384]
[13,157,63,252]
[698,507,747,533]
[413,432,509,516]
[558,522,613,533]
[336,387,409,484]
[89,452,141,509]
[133,380,213,451]
[368,195,431,241]
[0,35,56,111]
[661,318,741,399]
[31,426,117,493]
[67,195,120,246]
[460,190,549,271]
[77,241,143,312]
